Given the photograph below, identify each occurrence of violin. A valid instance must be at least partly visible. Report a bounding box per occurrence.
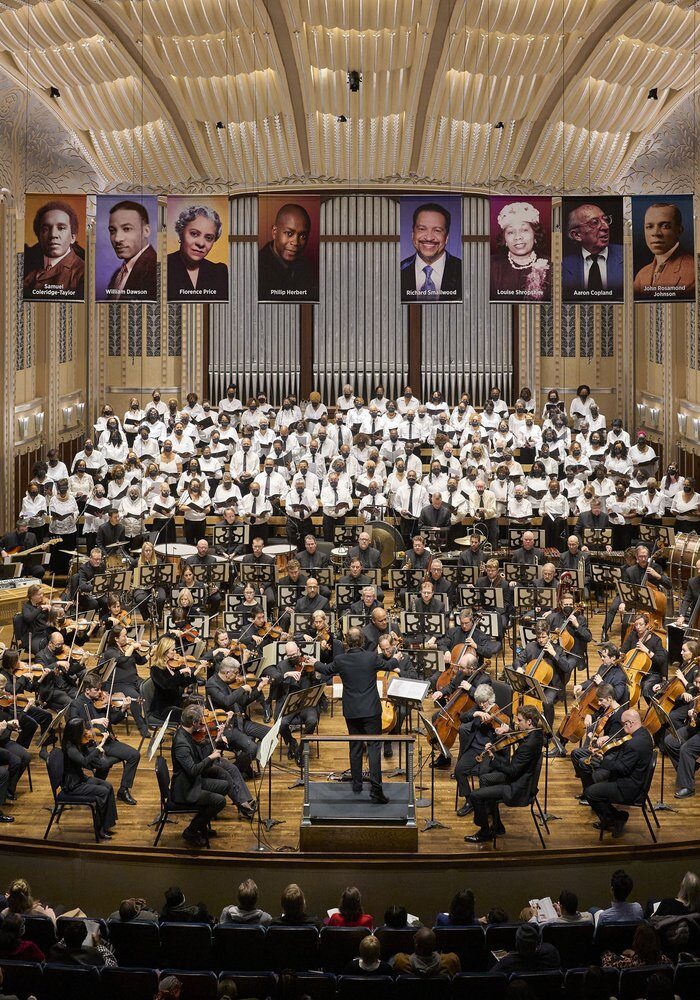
[256,620,284,641]
[0,691,32,711]
[193,708,230,744]
[582,729,632,765]
[178,622,200,644]
[91,690,138,712]
[475,728,534,763]
[109,610,133,629]
[166,650,205,675]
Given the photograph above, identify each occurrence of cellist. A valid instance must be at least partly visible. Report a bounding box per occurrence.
[620,613,667,701]
[514,624,576,738]
[430,651,491,769]
[648,639,700,731]
[543,593,592,662]
[433,609,501,689]
[573,643,629,706]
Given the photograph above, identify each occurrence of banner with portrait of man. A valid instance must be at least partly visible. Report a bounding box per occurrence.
[489,196,552,303]
[632,194,696,302]
[23,194,86,302]
[561,197,624,304]
[258,195,320,302]
[95,195,158,303]
[399,195,463,304]
[166,195,229,303]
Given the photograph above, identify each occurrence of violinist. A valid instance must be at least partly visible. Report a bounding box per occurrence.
[242,609,289,652]
[298,610,342,662]
[103,593,132,631]
[276,641,323,762]
[514,625,576,734]
[20,584,51,653]
[453,684,510,818]
[48,606,93,648]
[60,718,118,842]
[376,633,418,760]
[202,629,245,675]
[67,673,141,806]
[570,683,625,792]
[620,613,667,701]
[170,704,228,848]
[543,594,592,661]
[664,681,700,800]
[102,625,150,740]
[465,704,544,843]
[585,709,654,838]
[34,632,82,710]
[149,637,198,724]
[73,548,108,613]
[362,606,402,653]
[205,658,271,774]
[174,580,204,617]
[573,644,629,707]
[0,681,31,800]
[186,703,257,820]
[0,649,52,741]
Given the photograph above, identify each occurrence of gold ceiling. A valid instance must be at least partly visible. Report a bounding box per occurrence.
[0,0,697,192]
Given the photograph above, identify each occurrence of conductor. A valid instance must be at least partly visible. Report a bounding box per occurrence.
[317,628,388,803]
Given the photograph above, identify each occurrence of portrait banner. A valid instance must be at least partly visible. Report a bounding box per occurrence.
[561,197,624,304]
[23,194,87,302]
[166,195,229,303]
[258,195,320,302]
[399,195,463,304]
[632,194,695,302]
[489,196,552,303]
[95,195,158,303]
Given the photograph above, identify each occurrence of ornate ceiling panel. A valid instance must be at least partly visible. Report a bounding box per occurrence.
[0,0,694,194]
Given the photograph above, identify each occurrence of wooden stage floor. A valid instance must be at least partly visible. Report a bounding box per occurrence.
[4,608,700,867]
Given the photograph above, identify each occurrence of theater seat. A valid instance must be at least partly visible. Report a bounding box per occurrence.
[99,966,159,1000]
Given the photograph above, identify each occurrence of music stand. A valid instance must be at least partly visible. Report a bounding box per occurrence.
[509,528,545,549]
[384,677,430,778]
[37,705,70,751]
[400,612,445,642]
[91,570,130,596]
[512,586,542,651]
[538,713,563,822]
[646,699,680,812]
[456,566,479,585]
[239,564,274,587]
[284,684,327,791]
[582,528,613,552]
[502,562,538,585]
[458,586,483,611]
[212,522,248,550]
[190,563,230,588]
[276,585,299,610]
[590,563,622,620]
[417,713,449,831]
[615,581,660,616]
[249,711,286,849]
[388,569,423,594]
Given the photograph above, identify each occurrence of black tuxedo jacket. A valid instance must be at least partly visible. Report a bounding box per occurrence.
[318,647,384,719]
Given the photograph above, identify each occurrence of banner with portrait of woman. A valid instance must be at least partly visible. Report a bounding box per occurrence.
[258,195,320,302]
[166,195,229,303]
[399,195,463,304]
[561,197,624,303]
[632,194,695,302]
[23,194,87,302]
[95,195,158,303]
[489,196,552,303]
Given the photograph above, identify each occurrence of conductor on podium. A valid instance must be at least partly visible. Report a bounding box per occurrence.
[318,628,388,803]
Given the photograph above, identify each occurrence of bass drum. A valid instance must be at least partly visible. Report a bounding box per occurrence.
[366,520,405,570]
[666,531,700,590]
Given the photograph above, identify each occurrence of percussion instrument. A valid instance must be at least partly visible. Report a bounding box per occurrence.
[664,532,700,590]
[155,542,198,577]
[262,542,296,574]
[330,546,348,568]
[366,520,405,569]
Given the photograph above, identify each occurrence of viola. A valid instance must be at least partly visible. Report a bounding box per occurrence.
[582,730,632,765]
[0,691,31,710]
[475,728,534,763]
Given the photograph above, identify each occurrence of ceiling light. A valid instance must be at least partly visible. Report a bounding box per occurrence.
[216,121,225,130]
[494,121,504,129]
[336,115,347,123]
[647,87,658,100]
[49,86,60,99]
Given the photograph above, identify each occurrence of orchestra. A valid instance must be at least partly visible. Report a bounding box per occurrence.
[1,380,698,854]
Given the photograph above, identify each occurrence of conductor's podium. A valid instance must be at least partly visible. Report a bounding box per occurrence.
[299,735,418,853]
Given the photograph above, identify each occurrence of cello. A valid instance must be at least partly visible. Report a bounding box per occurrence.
[557,660,618,744]
[431,658,491,751]
[437,612,483,692]
[643,656,700,736]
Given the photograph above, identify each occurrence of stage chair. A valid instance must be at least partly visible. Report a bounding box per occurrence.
[106,918,160,968]
[541,922,594,969]
[318,925,371,973]
[21,914,57,953]
[43,748,100,843]
[598,751,660,843]
[509,970,565,999]
[152,756,209,848]
[159,970,217,1000]
[432,925,488,971]
[212,924,267,972]
[395,973,451,999]
[493,757,550,850]
[337,975,394,999]
[218,971,277,998]
[0,958,43,999]
[674,961,700,1000]
[374,926,418,959]
[99,966,159,1000]
[160,921,213,970]
[264,925,319,972]
[137,677,178,753]
[619,964,674,1000]
[452,972,509,999]
[40,962,100,1000]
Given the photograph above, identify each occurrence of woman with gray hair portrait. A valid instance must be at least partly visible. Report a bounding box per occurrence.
[167,203,228,301]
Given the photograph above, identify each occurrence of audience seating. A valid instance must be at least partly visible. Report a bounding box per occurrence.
[20,914,56,955]
[160,921,213,970]
[40,962,100,1000]
[563,966,620,1000]
[593,919,642,957]
[336,975,394,999]
[264,924,319,972]
[99,966,159,1000]
[509,969,565,999]
[318,926,371,973]
[674,961,700,1000]
[374,926,418,959]
[213,924,267,972]
[0,958,43,999]
[292,971,337,999]
[618,963,674,1000]
[219,971,277,998]
[432,925,488,971]
[541,921,594,969]
[484,921,522,953]
[452,972,509,999]
[395,973,451,998]
[160,969,217,999]
[106,918,160,968]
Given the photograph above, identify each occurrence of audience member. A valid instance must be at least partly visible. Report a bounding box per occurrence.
[155,975,182,1000]
[435,888,477,926]
[601,922,672,969]
[327,886,373,928]
[489,923,560,975]
[392,927,461,977]
[594,868,644,927]
[0,878,56,924]
[271,884,320,927]
[0,913,45,962]
[48,918,116,967]
[107,896,159,922]
[160,886,213,925]
[219,879,272,926]
[342,934,393,977]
